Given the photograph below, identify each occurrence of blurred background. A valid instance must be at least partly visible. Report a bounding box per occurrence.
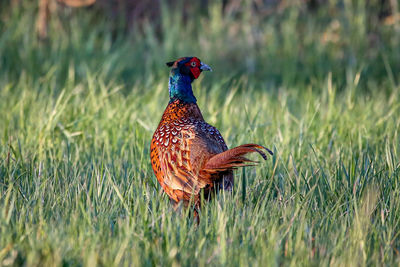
[1,0,399,93]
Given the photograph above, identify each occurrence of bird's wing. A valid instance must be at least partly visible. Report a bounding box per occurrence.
[153,120,227,197]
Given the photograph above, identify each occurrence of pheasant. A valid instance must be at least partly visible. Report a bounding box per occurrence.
[150,56,273,213]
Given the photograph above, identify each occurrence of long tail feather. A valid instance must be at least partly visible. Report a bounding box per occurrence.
[204,144,273,172]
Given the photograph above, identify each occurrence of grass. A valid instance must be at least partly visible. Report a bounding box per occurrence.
[0,1,400,266]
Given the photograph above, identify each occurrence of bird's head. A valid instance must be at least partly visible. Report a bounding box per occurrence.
[166,57,212,81]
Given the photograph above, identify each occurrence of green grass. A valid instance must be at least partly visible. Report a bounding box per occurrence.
[1,1,400,266]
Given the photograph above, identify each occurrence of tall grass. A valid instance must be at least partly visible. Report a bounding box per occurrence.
[0,1,399,266]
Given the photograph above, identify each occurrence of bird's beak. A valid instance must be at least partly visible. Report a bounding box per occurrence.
[200,62,212,72]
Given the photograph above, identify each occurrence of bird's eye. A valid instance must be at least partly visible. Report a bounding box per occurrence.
[191,61,197,67]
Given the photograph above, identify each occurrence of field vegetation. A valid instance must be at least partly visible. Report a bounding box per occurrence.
[0,0,399,266]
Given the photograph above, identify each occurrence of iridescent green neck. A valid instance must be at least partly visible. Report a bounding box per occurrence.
[168,72,196,103]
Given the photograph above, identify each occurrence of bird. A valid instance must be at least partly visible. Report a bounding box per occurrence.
[150,56,273,215]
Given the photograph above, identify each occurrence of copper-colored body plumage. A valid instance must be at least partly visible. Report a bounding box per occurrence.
[150,57,272,213]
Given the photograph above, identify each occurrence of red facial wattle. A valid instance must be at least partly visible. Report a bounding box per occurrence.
[185,57,202,79]
[191,67,201,79]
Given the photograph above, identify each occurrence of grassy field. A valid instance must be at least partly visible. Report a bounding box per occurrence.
[1,1,400,266]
